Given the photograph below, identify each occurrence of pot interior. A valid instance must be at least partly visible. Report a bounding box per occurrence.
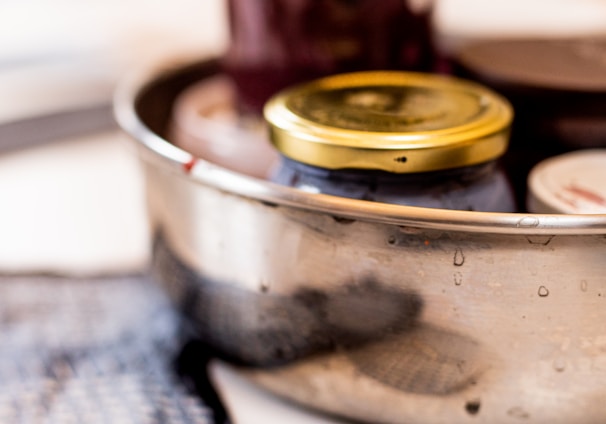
[116,58,606,236]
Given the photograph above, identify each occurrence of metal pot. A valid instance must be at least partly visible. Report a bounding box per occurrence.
[114,58,606,424]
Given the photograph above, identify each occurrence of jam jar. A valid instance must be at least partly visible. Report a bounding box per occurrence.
[222,0,435,116]
[171,0,436,179]
[264,71,516,211]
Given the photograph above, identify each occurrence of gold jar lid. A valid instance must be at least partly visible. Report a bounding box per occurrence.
[264,71,513,173]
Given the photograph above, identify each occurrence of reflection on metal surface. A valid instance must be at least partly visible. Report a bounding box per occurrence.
[346,324,486,395]
[152,231,424,367]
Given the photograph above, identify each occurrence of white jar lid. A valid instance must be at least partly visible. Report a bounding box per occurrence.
[527,149,606,214]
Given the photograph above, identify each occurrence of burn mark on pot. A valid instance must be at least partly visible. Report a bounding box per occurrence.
[294,278,423,348]
[525,235,555,246]
[293,289,329,317]
[453,248,465,266]
[152,231,424,367]
[157,230,492,397]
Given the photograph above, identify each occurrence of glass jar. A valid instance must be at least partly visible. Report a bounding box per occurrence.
[264,71,516,211]
[171,1,436,179]
[222,0,435,116]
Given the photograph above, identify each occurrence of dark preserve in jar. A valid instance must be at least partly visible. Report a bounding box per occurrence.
[222,0,435,116]
[264,71,517,212]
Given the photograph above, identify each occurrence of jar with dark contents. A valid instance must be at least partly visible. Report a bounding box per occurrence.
[264,71,517,212]
[171,0,436,179]
[222,0,435,116]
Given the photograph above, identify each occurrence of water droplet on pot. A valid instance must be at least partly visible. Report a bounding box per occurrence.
[538,286,549,297]
[453,248,465,266]
[581,280,588,292]
[454,272,463,286]
[525,235,555,245]
[517,216,540,228]
[465,399,481,415]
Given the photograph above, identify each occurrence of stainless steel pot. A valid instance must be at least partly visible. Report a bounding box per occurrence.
[114,58,606,424]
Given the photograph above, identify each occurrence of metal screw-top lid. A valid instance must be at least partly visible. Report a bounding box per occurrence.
[264,71,513,173]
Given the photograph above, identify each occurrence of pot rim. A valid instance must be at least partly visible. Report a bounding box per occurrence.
[113,56,606,236]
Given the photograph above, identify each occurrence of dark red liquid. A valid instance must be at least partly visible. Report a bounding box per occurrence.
[222,0,436,115]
